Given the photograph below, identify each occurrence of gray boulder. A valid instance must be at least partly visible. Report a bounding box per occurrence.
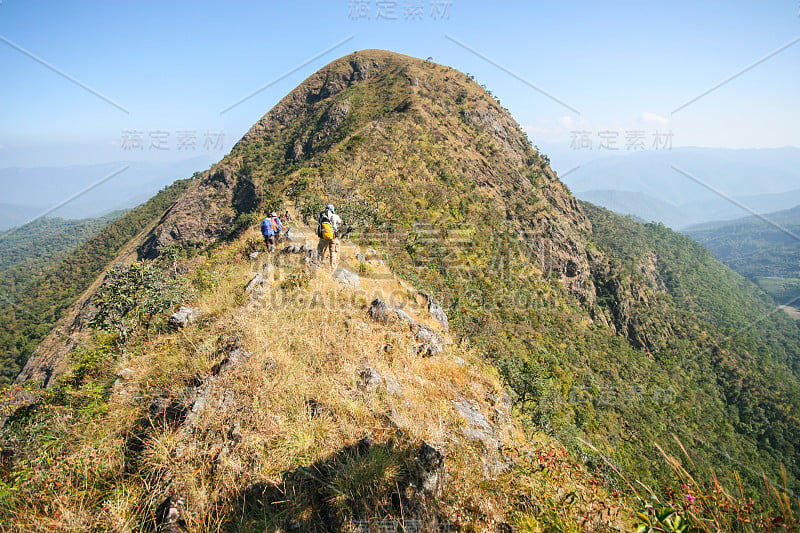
[414,327,444,357]
[156,495,188,533]
[116,367,134,380]
[368,298,394,323]
[383,375,403,397]
[359,367,382,389]
[284,228,305,242]
[282,243,302,254]
[421,292,449,331]
[245,273,265,292]
[221,348,251,369]
[394,308,415,324]
[169,306,203,328]
[415,441,445,496]
[305,249,320,264]
[333,268,360,288]
[455,396,493,435]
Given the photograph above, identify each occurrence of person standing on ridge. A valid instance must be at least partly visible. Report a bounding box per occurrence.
[271,212,282,245]
[261,212,282,252]
[317,203,342,268]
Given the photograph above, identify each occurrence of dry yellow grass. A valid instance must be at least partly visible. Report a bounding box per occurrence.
[2,225,630,532]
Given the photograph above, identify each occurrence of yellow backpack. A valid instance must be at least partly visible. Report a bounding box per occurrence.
[320,222,335,240]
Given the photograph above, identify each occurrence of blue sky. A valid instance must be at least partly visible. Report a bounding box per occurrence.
[1,0,798,168]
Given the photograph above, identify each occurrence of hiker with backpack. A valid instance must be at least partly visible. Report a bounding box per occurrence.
[261,212,282,252]
[317,204,343,268]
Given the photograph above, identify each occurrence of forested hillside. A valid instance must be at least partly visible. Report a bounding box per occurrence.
[0,178,194,385]
[687,205,800,306]
[0,213,123,296]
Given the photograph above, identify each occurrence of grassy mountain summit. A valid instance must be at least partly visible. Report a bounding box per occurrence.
[141,49,593,306]
[3,50,800,529]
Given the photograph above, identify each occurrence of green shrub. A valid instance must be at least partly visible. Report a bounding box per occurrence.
[90,261,193,343]
[281,270,310,291]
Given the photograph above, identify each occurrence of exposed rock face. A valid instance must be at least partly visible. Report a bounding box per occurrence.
[15,293,97,387]
[235,55,386,152]
[420,292,449,331]
[368,298,446,357]
[588,246,675,351]
[139,165,239,259]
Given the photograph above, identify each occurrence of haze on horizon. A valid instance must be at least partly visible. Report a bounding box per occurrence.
[1,0,798,172]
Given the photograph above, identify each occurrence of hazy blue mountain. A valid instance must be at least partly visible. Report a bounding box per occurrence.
[0,156,212,230]
[550,147,800,228]
[0,203,42,232]
[576,190,684,227]
[679,189,800,226]
[560,146,800,204]
[573,188,800,230]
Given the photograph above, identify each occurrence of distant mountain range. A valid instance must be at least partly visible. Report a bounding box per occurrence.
[685,205,800,306]
[550,147,800,229]
[0,156,212,230]
[576,188,800,230]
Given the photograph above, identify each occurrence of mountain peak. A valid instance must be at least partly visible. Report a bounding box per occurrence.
[6,49,800,530]
[141,50,593,299]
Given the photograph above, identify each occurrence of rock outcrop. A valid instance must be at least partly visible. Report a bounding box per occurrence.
[139,166,240,259]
